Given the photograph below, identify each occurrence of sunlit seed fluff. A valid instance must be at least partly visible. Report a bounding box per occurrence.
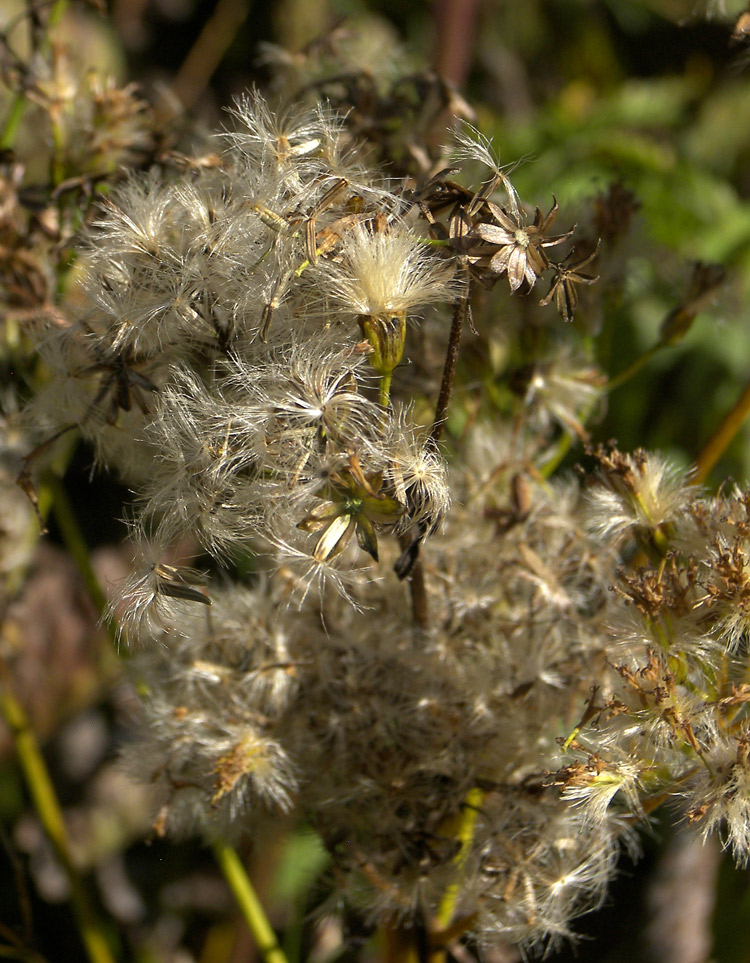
[121,585,305,836]
[123,693,297,840]
[386,407,451,531]
[687,733,750,865]
[561,757,644,826]
[266,529,373,608]
[83,174,181,262]
[85,265,200,357]
[106,542,211,644]
[315,126,398,214]
[451,120,521,217]
[474,801,620,952]
[673,487,750,560]
[585,449,693,544]
[318,220,454,321]
[226,341,386,455]
[222,91,337,191]
[191,585,299,714]
[605,595,719,669]
[137,371,265,555]
[77,184,204,358]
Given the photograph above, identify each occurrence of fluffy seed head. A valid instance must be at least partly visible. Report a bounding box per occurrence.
[319,221,453,321]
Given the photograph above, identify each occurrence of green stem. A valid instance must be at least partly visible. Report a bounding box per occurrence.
[0,96,28,151]
[540,430,576,480]
[605,344,660,394]
[435,787,484,932]
[171,0,249,110]
[0,676,116,963]
[49,115,66,189]
[378,372,393,408]
[694,381,750,484]
[211,839,289,963]
[44,474,120,649]
[6,463,118,960]
[0,0,68,150]
[539,398,599,480]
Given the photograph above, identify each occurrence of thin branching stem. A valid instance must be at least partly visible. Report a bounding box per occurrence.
[45,474,107,614]
[394,281,471,611]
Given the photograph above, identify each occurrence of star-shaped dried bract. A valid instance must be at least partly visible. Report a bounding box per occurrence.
[470,198,571,293]
[297,453,404,563]
[539,244,600,322]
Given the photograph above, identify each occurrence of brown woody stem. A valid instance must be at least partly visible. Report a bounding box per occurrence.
[430,288,469,445]
[394,286,469,593]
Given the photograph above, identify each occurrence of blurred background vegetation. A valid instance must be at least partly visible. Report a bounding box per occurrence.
[3,0,750,961]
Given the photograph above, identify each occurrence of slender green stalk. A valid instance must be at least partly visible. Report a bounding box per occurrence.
[540,429,577,480]
[605,344,660,393]
[539,398,598,480]
[3,461,118,961]
[44,474,119,649]
[435,787,484,932]
[211,839,289,963]
[171,0,249,109]
[378,372,393,408]
[0,95,28,151]
[0,0,68,150]
[0,674,116,963]
[49,114,66,189]
[694,381,750,484]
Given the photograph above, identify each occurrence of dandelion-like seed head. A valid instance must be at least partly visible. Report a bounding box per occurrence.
[107,541,211,645]
[586,447,693,545]
[27,64,748,956]
[321,221,453,321]
[688,733,750,865]
[387,407,451,532]
[223,90,336,190]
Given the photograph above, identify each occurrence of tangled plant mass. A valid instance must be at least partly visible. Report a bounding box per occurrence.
[15,69,750,956]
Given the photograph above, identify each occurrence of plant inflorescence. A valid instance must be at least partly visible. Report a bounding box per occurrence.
[5,9,750,961]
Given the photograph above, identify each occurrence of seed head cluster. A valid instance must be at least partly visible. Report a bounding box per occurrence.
[20,82,750,958]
